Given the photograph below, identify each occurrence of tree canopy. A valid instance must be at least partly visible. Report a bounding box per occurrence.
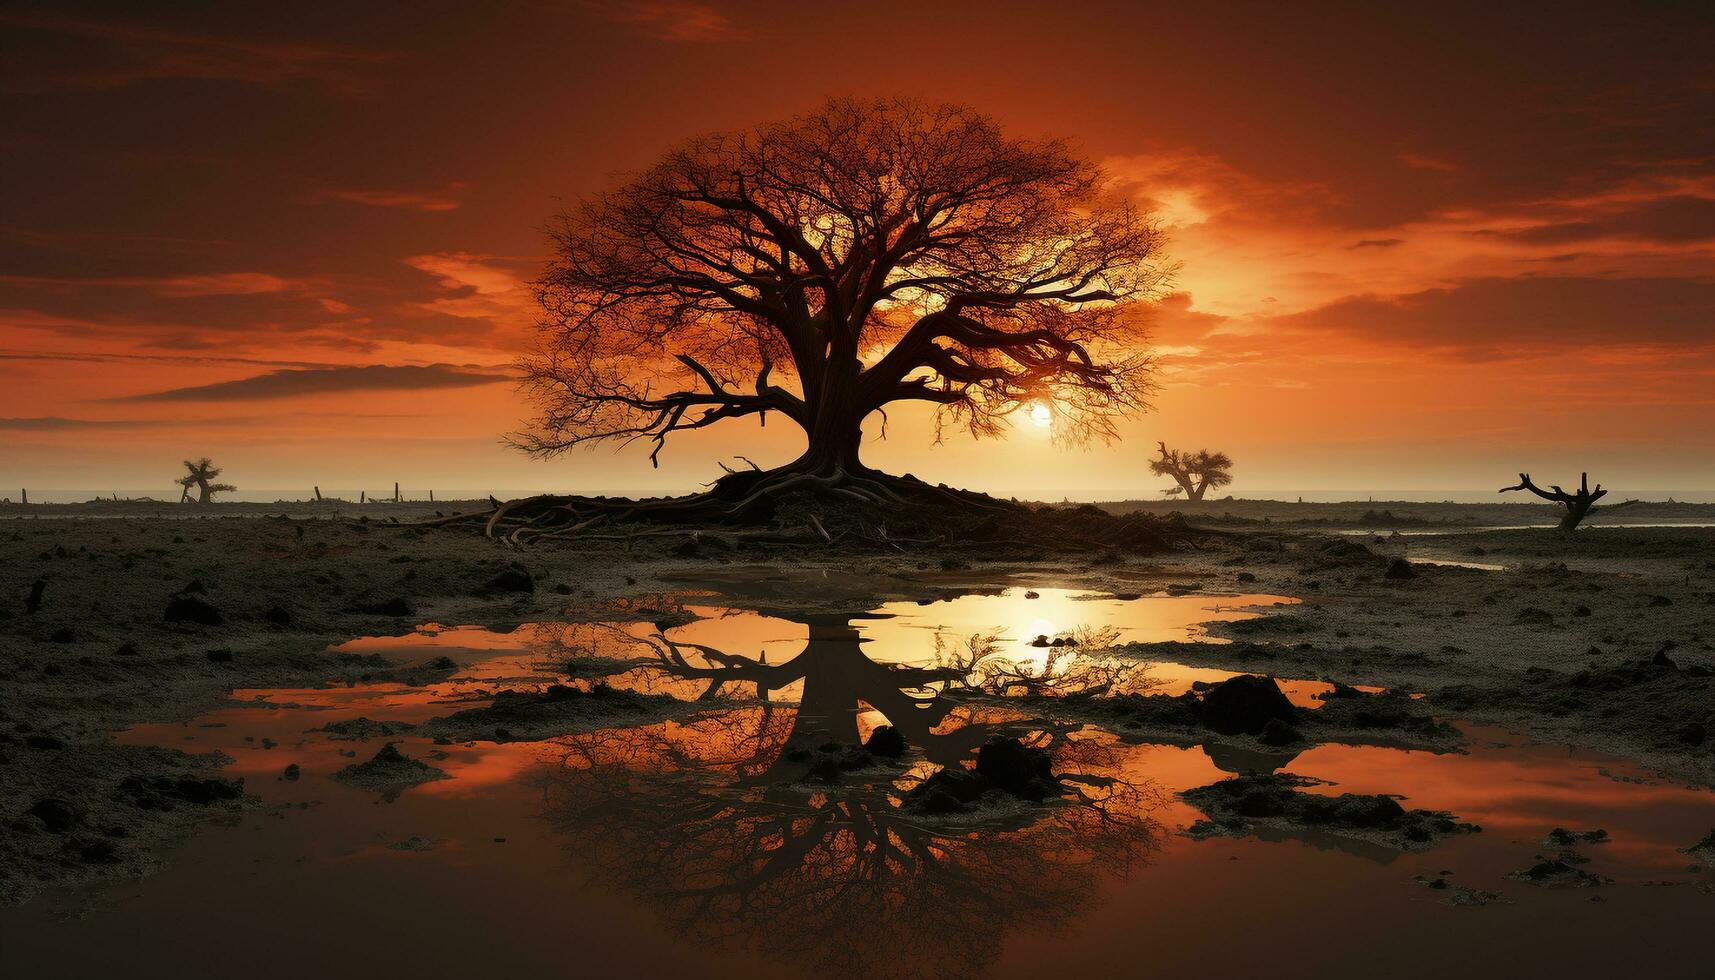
[517,96,1170,480]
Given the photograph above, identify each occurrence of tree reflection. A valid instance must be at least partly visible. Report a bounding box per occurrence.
[529,613,1167,979]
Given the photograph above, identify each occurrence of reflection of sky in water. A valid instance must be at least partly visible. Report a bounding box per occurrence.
[11,583,1705,980]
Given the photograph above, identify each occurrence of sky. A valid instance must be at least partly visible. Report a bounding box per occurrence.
[3,1,1713,500]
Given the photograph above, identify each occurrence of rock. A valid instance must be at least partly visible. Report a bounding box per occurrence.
[1383,558,1416,580]
[205,649,233,663]
[28,797,79,833]
[282,763,301,781]
[1681,829,1715,869]
[117,774,244,809]
[1513,607,1554,626]
[974,736,1059,801]
[902,736,1066,813]
[72,838,122,864]
[50,627,75,643]
[1443,886,1506,907]
[864,724,906,757]
[1543,827,1610,847]
[1182,772,1479,850]
[1237,572,1257,583]
[164,595,222,626]
[1258,718,1303,746]
[114,642,138,656]
[1508,859,1610,888]
[263,605,293,627]
[354,597,414,617]
[1199,674,1297,735]
[313,717,417,740]
[331,742,448,795]
[483,568,535,594]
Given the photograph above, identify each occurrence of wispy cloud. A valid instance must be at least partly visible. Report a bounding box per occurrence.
[110,363,514,402]
[0,11,392,94]
[0,416,206,430]
[320,183,466,212]
[0,347,338,369]
[597,2,746,42]
[1,272,304,296]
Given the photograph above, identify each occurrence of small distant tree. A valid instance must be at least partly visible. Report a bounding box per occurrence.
[176,458,235,504]
[1499,471,1606,531]
[1150,442,1232,501]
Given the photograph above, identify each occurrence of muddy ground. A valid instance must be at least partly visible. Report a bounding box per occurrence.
[0,499,1710,905]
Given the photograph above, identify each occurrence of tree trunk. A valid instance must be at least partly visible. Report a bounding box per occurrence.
[197,483,211,504]
[791,357,867,476]
[1558,498,1595,531]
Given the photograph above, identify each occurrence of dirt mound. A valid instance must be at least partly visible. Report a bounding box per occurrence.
[420,471,1192,554]
[1183,772,1480,851]
[902,736,1067,814]
[331,742,447,796]
[420,682,687,743]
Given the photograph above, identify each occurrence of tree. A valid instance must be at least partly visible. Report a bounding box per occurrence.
[1499,471,1607,531]
[1149,442,1233,501]
[176,458,235,504]
[517,97,1169,500]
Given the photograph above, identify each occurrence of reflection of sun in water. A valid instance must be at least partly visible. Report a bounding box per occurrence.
[1029,402,1052,428]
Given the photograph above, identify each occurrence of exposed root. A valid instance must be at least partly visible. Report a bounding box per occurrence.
[408,466,1188,554]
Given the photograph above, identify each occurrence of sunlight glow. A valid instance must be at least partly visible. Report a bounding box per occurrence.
[1029,402,1053,428]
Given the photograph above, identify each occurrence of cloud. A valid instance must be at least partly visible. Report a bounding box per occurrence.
[1269,276,1715,356]
[599,2,746,42]
[1480,194,1715,246]
[1104,149,1334,229]
[1,272,304,296]
[321,184,465,212]
[401,252,537,339]
[0,347,336,369]
[0,11,390,94]
[1346,238,1404,250]
[0,416,188,430]
[110,363,513,402]
[1399,152,1460,173]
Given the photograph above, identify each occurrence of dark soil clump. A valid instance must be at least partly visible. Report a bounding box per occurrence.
[1182,772,1480,851]
[420,682,686,743]
[330,742,447,796]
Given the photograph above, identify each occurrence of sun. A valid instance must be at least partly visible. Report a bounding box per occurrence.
[1029,402,1053,428]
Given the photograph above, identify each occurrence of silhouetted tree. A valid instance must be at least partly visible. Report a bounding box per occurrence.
[517,97,1169,500]
[1499,471,1606,531]
[176,458,235,504]
[1150,442,1233,501]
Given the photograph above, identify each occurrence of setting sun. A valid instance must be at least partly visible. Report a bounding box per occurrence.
[1,7,1712,978]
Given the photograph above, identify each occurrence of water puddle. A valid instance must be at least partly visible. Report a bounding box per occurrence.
[3,585,1709,980]
[1406,556,1507,572]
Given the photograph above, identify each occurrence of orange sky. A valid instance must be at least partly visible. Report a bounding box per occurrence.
[3,2,1713,499]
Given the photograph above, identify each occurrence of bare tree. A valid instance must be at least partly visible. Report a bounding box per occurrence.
[517,97,1169,503]
[176,458,235,504]
[1150,442,1233,501]
[1499,471,1607,531]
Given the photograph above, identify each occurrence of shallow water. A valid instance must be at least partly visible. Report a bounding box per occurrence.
[3,586,1710,980]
